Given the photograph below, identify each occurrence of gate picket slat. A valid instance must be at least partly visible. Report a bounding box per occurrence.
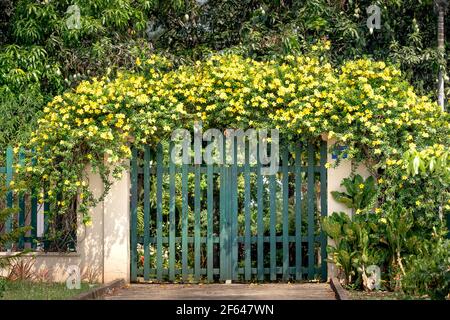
[207,153,214,282]
[320,140,328,280]
[156,143,163,281]
[169,142,176,281]
[181,160,188,282]
[18,150,25,249]
[219,140,226,281]
[256,145,264,281]
[231,137,238,280]
[194,162,201,281]
[244,140,251,281]
[5,146,13,235]
[282,147,289,280]
[307,142,315,280]
[224,166,230,280]
[143,146,151,281]
[269,172,276,281]
[30,153,38,249]
[295,144,303,280]
[130,147,138,282]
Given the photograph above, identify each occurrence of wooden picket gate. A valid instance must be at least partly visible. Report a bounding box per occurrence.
[130,139,328,283]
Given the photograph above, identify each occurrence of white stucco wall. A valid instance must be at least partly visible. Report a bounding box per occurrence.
[323,136,370,279]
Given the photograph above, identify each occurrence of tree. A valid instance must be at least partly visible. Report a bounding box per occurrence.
[436,0,448,110]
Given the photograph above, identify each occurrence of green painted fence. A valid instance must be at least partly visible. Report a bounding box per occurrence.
[1,147,46,251]
[130,139,328,283]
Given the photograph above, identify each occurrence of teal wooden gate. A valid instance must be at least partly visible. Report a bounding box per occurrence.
[130,139,328,283]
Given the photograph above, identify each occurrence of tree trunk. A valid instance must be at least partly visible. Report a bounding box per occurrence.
[437,2,446,110]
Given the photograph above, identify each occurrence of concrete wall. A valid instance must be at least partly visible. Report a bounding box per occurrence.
[0,163,131,284]
[323,136,370,279]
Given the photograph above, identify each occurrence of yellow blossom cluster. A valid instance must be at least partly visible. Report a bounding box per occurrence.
[17,52,449,220]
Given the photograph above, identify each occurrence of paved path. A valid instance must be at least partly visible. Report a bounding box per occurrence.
[103,283,336,300]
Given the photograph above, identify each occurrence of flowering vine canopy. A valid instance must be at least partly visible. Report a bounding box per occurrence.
[14,48,450,224]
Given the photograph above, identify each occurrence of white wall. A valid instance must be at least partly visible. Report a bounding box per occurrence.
[323,136,370,279]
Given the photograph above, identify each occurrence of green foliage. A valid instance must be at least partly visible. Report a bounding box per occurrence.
[0,277,5,298]
[325,172,449,297]
[403,145,450,182]
[1,0,449,152]
[402,236,450,300]
[322,211,386,287]
[331,174,377,212]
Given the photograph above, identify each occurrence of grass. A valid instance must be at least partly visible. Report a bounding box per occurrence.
[0,279,96,300]
[349,289,407,300]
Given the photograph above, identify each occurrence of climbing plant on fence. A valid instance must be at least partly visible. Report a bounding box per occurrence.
[1,146,77,252]
[8,47,449,251]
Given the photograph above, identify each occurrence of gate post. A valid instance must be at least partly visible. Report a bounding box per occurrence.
[103,162,131,283]
[82,162,131,284]
[322,134,371,279]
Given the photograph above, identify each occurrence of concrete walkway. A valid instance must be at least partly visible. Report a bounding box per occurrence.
[102,283,336,300]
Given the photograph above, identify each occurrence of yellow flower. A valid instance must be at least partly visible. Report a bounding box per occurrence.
[135,57,141,66]
[358,184,365,189]
[380,218,387,224]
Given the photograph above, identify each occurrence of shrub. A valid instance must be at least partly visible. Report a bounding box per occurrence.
[402,237,450,300]
[0,277,5,298]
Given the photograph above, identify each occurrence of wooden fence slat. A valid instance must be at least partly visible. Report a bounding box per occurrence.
[30,153,38,249]
[307,142,315,280]
[143,146,151,281]
[156,143,163,281]
[130,147,138,282]
[282,146,289,280]
[295,143,303,280]
[256,145,264,281]
[169,142,176,281]
[5,146,13,236]
[320,140,328,280]
[231,137,238,280]
[224,166,231,280]
[244,140,251,281]
[219,147,226,280]
[18,150,25,249]
[194,161,201,281]
[207,152,214,282]
[181,160,189,282]
[269,170,277,281]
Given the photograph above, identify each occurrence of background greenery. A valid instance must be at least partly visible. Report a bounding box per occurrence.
[0,0,448,151]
